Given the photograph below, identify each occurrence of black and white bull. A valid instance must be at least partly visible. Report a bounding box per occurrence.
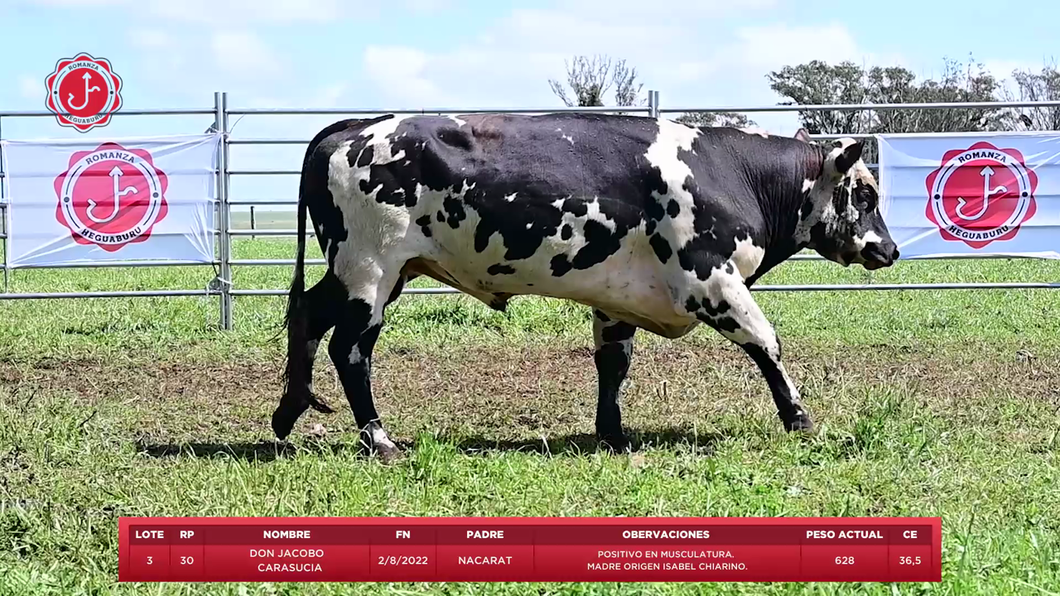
[273,112,899,459]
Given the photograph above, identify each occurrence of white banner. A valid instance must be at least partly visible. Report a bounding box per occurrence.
[1,134,219,267]
[878,132,1060,259]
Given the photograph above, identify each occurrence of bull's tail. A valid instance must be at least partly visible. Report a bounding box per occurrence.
[278,146,333,421]
[281,166,310,340]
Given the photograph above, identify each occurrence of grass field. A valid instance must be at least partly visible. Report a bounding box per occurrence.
[230,209,299,231]
[1,231,1059,595]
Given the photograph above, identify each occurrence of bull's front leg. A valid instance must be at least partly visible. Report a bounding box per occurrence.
[592,309,637,450]
[686,272,813,432]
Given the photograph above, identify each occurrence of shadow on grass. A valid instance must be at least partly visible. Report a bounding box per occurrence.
[449,428,726,457]
[135,427,727,463]
[132,439,349,463]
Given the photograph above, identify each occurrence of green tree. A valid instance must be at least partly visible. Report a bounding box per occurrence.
[548,55,754,128]
[767,55,1006,165]
[1003,61,1060,131]
[766,55,1005,136]
[766,60,873,135]
[878,56,1006,133]
[674,111,756,129]
[548,55,644,108]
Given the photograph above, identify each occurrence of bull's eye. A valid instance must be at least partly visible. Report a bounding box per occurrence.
[857,187,878,211]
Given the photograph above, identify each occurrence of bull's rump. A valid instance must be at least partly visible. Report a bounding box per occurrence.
[316,112,699,335]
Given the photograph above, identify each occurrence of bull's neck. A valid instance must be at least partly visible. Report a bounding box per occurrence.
[744,143,824,285]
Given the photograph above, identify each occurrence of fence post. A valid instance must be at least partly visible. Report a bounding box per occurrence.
[214,92,234,330]
[250,205,256,239]
[0,114,8,293]
[648,90,660,118]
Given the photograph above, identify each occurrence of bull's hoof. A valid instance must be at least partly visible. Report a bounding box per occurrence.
[783,412,815,433]
[359,426,403,463]
[360,439,403,463]
[374,442,403,464]
[271,408,296,441]
[597,432,631,453]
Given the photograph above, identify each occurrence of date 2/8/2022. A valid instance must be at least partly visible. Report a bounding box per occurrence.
[377,555,430,566]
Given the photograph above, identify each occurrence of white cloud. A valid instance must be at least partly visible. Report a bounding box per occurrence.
[358,6,876,135]
[114,28,285,100]
[211,31,286,78]
[25,0,446,22]
[26,0,345,22]
[18,75,42,100]
[317,83,349,107]
[129,29,176,50]
[239,83,350,110]
[401,0,450,12]
[730,24,860,69]
[979,59,1048,102]
[364,46,459,107]
[650,23,868,110]
[551,0,779,19]
[29,0,128,4]
[360,2,703,109]
[982,59,1041,81]
[504,8,686,55]
[148,0,346,24]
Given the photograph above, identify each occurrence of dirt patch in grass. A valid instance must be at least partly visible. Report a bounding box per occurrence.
[2,339,1059,595]
[2,339,1057,454]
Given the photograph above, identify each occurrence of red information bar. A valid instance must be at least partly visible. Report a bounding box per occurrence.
[119,517,941,583]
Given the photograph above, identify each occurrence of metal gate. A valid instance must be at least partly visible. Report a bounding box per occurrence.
[2,92,1059,329]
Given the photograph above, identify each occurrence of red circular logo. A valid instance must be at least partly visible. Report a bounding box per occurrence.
[53,143,169,252]
[45,53,123,133]
[924,142,1038,249]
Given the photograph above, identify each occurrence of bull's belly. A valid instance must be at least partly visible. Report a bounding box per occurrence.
[406,231,700,339]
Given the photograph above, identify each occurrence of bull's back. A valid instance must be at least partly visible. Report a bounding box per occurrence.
[315,113,700,335]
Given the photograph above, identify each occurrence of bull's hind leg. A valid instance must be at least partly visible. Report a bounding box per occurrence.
[687,272,813,432]
[273,271,346,440]
[328,270,407,461]
[593,309,638,450]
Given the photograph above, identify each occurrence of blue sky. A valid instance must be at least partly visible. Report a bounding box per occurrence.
[1,0,1058,205]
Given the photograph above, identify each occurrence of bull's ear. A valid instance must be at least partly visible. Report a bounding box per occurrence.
[834,141,863,173]
[793,128,812,143]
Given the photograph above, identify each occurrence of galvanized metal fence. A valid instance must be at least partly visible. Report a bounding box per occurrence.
[2,91,1060,330]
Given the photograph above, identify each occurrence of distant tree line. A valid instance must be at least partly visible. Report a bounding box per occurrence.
[546,53,752,128]
[547,53,1060,162]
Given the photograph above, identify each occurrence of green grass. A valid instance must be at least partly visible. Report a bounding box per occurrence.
[1,237,1059,595]
[230,209,298,231]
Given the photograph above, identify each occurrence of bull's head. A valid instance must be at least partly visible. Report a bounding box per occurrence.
[794,128,900,270]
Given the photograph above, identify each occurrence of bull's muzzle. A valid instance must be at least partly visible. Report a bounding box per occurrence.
[861,241,900,270]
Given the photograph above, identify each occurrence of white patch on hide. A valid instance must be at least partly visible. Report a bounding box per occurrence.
[326,115,418,317]
[730,236,766,280]
[369,423,396,449]
[593,316,634,365]
[347,343,363,365]
[585,197,617,233]
[644,118,700,248]
[852,229,883,252]
[696,268,798,411]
